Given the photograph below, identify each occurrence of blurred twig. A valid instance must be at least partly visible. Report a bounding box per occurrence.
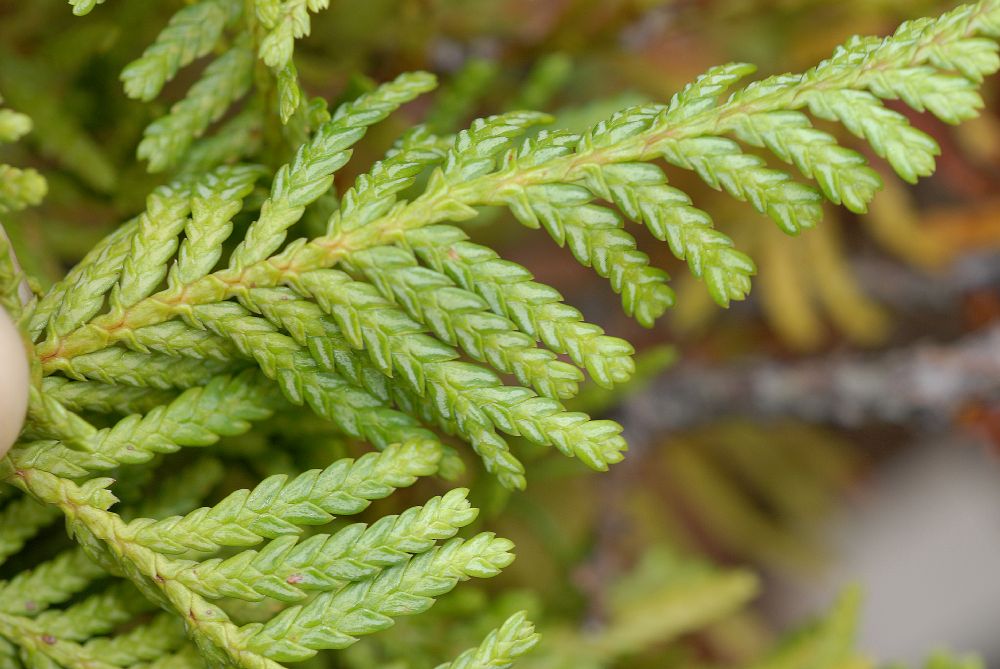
[629,306,1000,433]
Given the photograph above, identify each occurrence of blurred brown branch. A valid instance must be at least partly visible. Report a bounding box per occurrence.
[626,272,1000,436]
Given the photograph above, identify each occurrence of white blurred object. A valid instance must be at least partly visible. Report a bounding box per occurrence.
[0,305,29,456]
[0,224,30,457]
[773,439,1000,665]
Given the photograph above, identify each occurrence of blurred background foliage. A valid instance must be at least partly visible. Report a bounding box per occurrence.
[2,0,1000,667]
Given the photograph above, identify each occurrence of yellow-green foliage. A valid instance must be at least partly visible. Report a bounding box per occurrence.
[0,1,998,668]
